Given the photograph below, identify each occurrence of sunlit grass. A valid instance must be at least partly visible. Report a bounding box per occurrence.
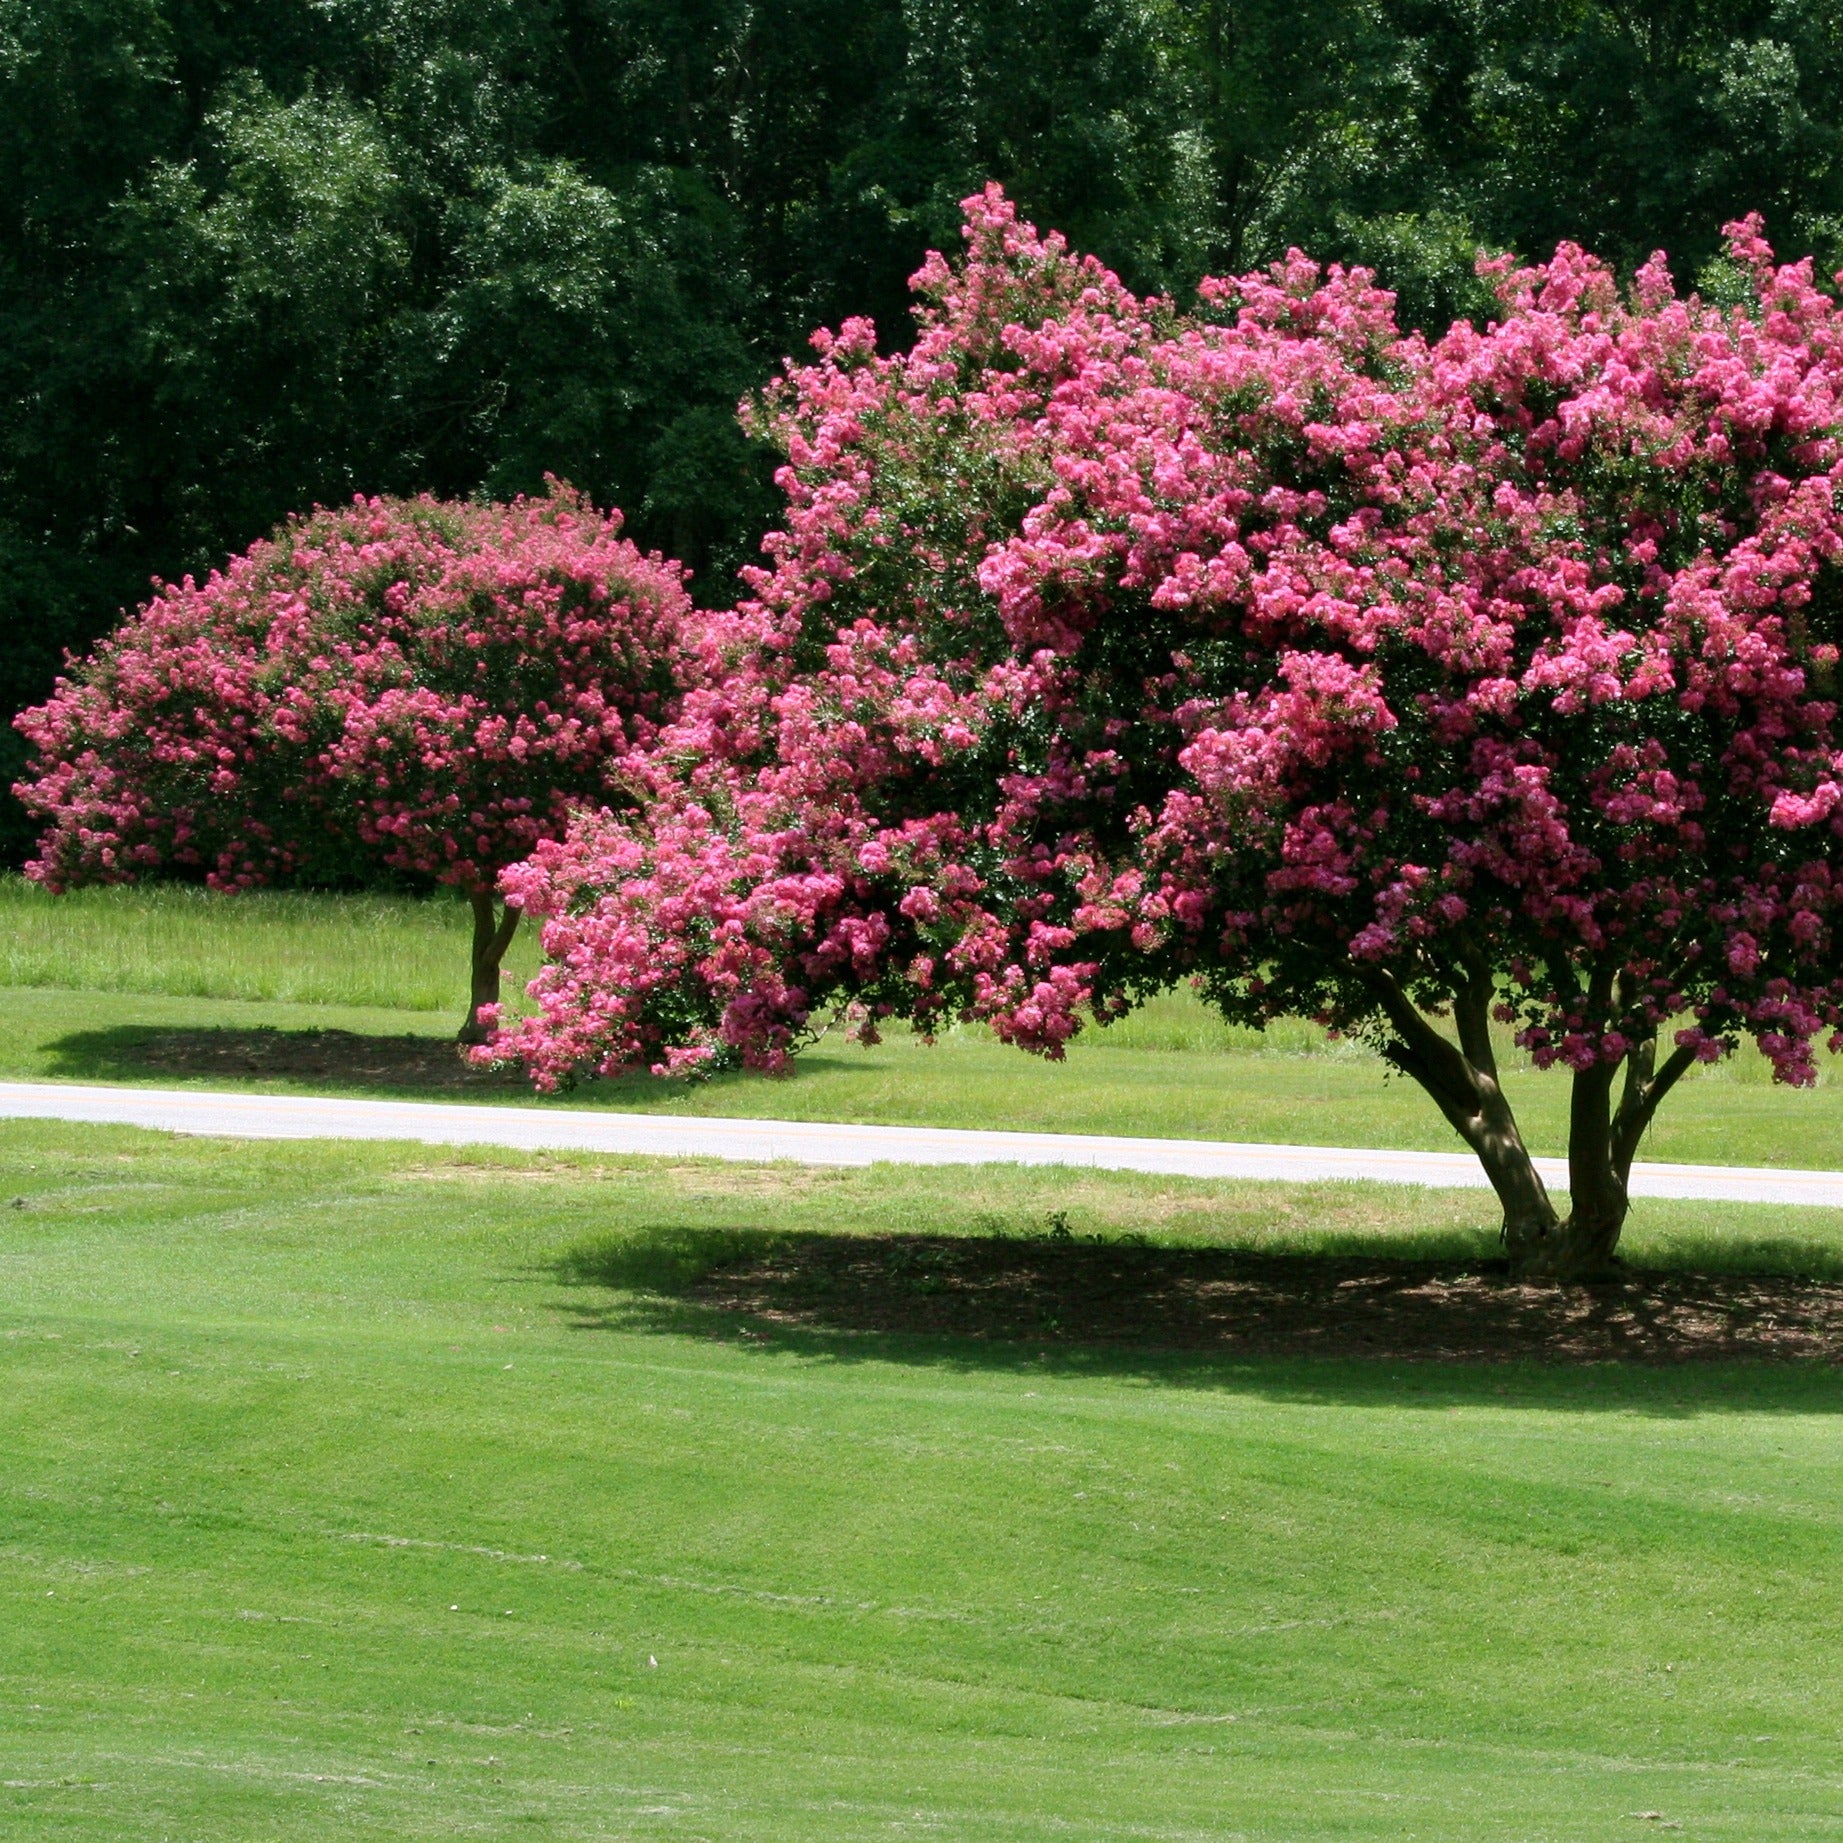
[3,1122,1842,1842]
[1084,986,1372,1056]
[0,875,543,1013]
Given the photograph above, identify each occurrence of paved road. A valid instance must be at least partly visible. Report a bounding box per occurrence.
[5,1079,1841,1207]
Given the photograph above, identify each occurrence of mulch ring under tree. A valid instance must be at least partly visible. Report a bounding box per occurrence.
[686,1232,1843,1363]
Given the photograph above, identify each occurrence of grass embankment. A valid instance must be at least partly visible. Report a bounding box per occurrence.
[1,879,1839,1168]
[5,1122,1843,1840]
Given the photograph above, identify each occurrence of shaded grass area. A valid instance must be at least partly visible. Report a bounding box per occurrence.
[561,1162,1843,1362]
[570,1227,1843,1362]
[13,983,1843,1174]
[4,1122,1843,1840]
[58,1018,530,1091]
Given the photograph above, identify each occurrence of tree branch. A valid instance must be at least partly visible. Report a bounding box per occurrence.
[470,886,521,972]
[1586,954,1617,1018]
[1364,968,1556,1249]
[1451,961,1499,1081]
[1547,951,1583,1010]
[1610,1042,1697,1178]
[487,896,521,966]
[1366,967,1500,1149]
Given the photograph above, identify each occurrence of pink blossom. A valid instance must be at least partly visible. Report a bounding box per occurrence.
[17,483,697,906]
[479,194,1843,1105]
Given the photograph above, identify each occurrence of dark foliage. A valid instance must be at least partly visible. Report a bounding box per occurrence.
[6,0,1843,855]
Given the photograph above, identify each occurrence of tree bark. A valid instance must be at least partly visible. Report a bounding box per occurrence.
[1514,1055,1625,1278]
[1369,965,1697,1282]
[459,888,521,1046]
[1369,967,1563,1254]
[1509,1031,1700,1278]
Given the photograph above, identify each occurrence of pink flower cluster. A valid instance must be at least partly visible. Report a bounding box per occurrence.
[485,190,1843,1090]
[16,483,698,900]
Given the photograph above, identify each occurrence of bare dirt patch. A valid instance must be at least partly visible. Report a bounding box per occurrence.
[685,1232,1843,1362]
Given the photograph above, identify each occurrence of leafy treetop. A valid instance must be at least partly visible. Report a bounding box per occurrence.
[485,190,1843,1275]
[16,483,703,1038]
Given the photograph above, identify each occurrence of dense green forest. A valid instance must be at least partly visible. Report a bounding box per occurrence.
[4,0,1842,853]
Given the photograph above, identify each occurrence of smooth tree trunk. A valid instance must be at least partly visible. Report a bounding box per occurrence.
[1369,963,1697,1281]
[459,888,521,1046]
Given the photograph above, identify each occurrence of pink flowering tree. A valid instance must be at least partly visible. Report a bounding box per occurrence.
[16,484,700,1041]
[488,191,1843,1277]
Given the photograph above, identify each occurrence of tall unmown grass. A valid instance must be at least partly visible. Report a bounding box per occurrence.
[0,876,542,1013]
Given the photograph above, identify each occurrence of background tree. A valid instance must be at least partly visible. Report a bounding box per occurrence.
[482,193,1843,1278]
[15,484,697,1039]
[6,0,1843,855]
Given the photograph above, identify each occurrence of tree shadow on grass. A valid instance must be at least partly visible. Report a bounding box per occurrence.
[44,1024,533,1093]
[40,1022,864,1104]
[548,1222,1843,1409]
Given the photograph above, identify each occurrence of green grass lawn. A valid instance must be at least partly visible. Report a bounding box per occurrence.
[5,1122,1843,1840]
[0,878,549,1013]
[9,877,1841,1172]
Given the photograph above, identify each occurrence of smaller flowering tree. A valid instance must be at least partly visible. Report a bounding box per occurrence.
[487,193,1843,1278]
[17,484,698,1040]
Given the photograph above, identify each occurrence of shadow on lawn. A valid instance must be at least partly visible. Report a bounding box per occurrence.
[41,1024,575,1091]
[41,1022,863,1104]
[46,1023,532,1093]
[551,1222,1843,1381]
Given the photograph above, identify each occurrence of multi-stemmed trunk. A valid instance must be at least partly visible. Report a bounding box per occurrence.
[458,888,521,1046]
[1370,963,1697,1281]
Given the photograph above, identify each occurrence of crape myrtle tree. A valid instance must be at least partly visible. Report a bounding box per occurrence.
[485,191,1843,1278]
[17,485,701,1041]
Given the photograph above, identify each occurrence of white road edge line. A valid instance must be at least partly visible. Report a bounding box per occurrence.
[3,1080,1840,1208]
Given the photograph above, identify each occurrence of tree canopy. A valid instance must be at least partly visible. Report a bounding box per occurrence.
[480,191,1843,1277]
[16,484,698,1036]
[6,1,1843,853]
